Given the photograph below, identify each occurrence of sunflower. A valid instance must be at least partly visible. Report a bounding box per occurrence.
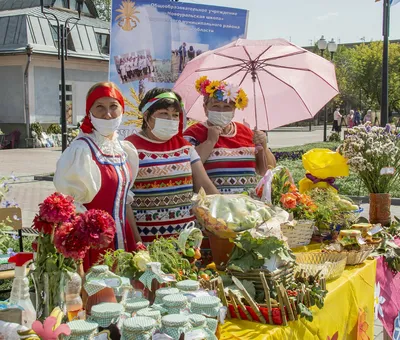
[205,80,221,96]
[195,76,208,92]
[235,88,248,110]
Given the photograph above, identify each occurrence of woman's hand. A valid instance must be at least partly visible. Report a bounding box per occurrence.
[253,130,267,146]
[135,242,147,251]
[207,126,222,145]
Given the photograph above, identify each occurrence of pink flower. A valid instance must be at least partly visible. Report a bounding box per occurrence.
[32,215,54,235]
[79,210,116,249]
[39,193,75,224]
[53,219,89,261]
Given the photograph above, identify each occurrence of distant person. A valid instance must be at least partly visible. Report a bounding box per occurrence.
[364,109,372,123]
[348,110,355,128]
[178,42,187,72]
[332,107,342,132]
[353,109,361,126]
[196,49,202,57]
[188,46,195,61]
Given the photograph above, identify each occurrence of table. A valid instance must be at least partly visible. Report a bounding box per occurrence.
[220,259,376,340]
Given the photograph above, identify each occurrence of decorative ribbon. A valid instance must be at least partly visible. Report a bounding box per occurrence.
[305,173,338,190]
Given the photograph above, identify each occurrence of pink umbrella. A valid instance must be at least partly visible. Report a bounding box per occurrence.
[173,38,339,131]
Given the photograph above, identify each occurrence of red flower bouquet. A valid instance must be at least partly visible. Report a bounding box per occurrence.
[38,193,75,224]
[32,192,116,318]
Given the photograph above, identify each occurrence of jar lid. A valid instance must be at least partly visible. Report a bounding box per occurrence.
[188,314,206,328]
[123,316,156,332]
[176,280,200,292]
[191,296,220,309]
[90,265,109,274]
[161,314,189,327]
[155,287,179,298]
[162,294,187,307]
[125,298,150,313]
[67,320,98,335]
[136,308,161,321]
[91,302,123,318]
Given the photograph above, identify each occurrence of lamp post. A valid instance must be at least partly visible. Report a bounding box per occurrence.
[317,36,328,141]
[40,0,84,151]
[24,44,33,142]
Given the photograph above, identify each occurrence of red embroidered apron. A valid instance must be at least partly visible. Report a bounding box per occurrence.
[79,137,136,271]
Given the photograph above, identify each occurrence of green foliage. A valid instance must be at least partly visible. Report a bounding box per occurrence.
[272,142,340,153]
[227,231,295,272]
[328,132,341,142]
[92,0,112,21]
[47,124,62,135]
[30,122,43,137]
[334,42,400,112]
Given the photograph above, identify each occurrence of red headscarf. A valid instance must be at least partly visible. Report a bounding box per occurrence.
[80,85,125,134]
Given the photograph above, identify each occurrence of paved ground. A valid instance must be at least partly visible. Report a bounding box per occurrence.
[0,130,395,339]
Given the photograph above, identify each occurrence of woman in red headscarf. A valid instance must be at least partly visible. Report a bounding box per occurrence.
[54,81,143,270]
[125,88,219,244]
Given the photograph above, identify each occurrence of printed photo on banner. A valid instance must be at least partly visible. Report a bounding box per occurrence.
[114,49,154,84]
[109,0,249,137]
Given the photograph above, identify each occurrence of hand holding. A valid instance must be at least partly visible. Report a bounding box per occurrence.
[207,125,222,144]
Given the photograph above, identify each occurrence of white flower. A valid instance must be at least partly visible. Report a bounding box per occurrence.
[374,282,386,320]
[222,84,239,102]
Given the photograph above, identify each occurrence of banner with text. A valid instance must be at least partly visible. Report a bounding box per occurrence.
[109,0,248,138]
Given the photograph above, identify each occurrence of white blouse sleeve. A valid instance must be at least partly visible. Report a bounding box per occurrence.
[53,140,101,210]
[120,140,139,204]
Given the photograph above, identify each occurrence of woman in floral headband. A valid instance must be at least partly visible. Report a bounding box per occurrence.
[125,87,218,244]
[184,76,276,194]
[54,81,143,270]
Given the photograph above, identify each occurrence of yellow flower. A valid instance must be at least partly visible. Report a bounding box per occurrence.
[235,89,248,110]
[195,76,208,92]
[206,81,220,95]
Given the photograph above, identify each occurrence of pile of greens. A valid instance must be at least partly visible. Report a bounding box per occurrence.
[226,231,295,272]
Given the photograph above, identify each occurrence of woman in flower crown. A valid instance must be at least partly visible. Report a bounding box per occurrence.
[125,88,219,244]
[184,76,276,194]
[54,81,143,270]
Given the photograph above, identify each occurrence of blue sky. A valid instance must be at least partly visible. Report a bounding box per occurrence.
[183,0,400,46]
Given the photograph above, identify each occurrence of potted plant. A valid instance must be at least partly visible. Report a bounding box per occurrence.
[339,124,400,225]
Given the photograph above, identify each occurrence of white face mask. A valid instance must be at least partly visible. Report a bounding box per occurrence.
[207,110,234,127]
[90,112,122,137]
[151,118,179,141]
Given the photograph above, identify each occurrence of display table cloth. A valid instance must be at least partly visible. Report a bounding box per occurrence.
[220,256,376,340]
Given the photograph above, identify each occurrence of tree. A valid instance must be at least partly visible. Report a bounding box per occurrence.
[335,42,400,113]
[92,0,112,22]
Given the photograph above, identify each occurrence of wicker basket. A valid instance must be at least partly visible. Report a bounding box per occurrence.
[325,246,374,266]
[281,220,314,248]
[295,252,347,281]
[226,262,295,293]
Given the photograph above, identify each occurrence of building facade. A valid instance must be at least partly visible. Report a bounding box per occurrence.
[0,0,110,145]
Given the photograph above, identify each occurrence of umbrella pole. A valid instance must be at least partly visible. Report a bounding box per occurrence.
[251,70,258,130]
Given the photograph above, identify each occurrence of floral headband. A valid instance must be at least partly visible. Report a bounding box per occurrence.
[195,76,248,110]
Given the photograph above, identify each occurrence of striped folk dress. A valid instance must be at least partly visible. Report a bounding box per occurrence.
[125,133,200,243]
[184,122,257,194]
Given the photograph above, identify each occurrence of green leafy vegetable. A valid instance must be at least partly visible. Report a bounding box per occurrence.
[227,231,295,272]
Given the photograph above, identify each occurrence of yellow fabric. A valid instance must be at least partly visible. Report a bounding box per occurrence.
[299,148,349,194]
[220,258,376,340]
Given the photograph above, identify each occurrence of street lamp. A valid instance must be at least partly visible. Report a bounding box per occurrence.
[327,39,338,61]
[40,0,84,151]
[317,35,328,57]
